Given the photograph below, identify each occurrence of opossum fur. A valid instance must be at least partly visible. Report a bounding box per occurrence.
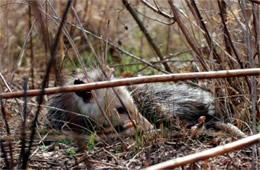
[47,68,246,138]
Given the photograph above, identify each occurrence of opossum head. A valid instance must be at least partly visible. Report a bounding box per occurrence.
[48,68,153,135]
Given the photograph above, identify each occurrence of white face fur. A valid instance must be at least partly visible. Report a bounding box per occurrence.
[73,86,136,126]
[70,68,153,135]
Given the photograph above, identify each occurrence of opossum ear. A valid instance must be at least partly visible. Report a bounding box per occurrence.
[74,79,92,103]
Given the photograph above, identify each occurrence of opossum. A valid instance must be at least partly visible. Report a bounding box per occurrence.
[47,68,246,138]
[47,68,153,136]
[130,83,247,138]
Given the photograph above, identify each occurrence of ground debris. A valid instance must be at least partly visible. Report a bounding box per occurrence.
[0,134,254,169]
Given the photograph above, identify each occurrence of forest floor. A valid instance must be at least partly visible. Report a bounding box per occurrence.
[26,133,255,169]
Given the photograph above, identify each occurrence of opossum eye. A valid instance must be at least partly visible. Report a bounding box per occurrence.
[117,107,127,114]
[74,79,85,85]
[74,79,92,103]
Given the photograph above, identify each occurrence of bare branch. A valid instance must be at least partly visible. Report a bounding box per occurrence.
[1,68,259,99]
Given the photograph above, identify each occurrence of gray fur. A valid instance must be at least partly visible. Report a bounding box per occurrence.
[47,92,96,131]
[131,83,218,128]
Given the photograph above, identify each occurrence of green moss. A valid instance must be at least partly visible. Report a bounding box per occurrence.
[87,132,97,151]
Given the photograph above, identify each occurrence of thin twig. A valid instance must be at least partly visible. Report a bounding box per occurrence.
[19,77,28,168]
[251,2,260,62]
[28,4,34,89]
[135,9,175,25]
[141,0,173,19]
[217,0,232,56]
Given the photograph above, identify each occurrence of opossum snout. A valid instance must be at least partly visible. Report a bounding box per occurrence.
[122,120,135,135]
[113,120,135,135]
[113,106,154,135]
